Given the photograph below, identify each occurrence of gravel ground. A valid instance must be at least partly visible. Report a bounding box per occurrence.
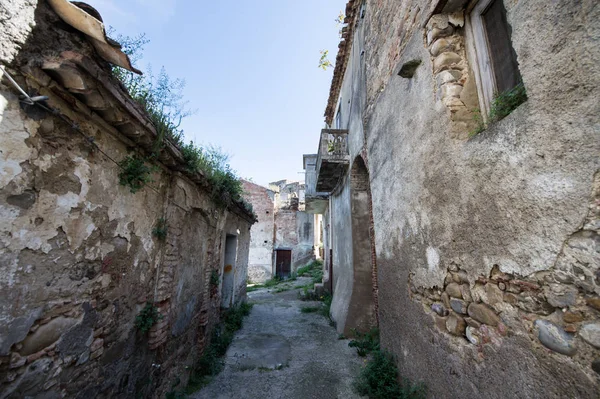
[191,277,365,399]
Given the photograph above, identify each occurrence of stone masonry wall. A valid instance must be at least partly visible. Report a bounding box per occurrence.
[0,2,252,397]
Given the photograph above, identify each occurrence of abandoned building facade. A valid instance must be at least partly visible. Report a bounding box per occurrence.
[243,179,321,283]
[0,1,254,397]
[305,0,600,397]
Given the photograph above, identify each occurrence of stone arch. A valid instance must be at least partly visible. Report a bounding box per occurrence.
[346,155,378,333]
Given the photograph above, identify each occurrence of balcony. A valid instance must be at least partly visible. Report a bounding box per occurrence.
[303,154,329,214]
[316,129,350,193]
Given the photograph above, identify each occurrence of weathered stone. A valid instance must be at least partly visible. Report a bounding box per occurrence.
[498,282,506,291]
[586,298,600,311]
[450,298,468,314]
[441,292,451,309]
[579,323,600,349]
[564,324,578,333]
[441,83,463,98]
[426,14,449,31]
[465,326,479,345]
[534,320,576,356]
[468,303,500,326]
[460,284,472,302]
[471,284,487,303]
[432,303,448,317]
[427,26,454,45]
[436,70,462,86]
[0,309,43,356]
[554,271,575,284]
[446,314,466,336]
[504,292,518,305]
[434,315,448,332]
[433,52,462,72]
[446,282,462,299]
[26,350,43,363]
[430,38,455,57]
[465,317,481,329]
[563,311,584,323]
[90,338,104,352]
[485,284,503,306]
[20,316,78,356]
[6,190,36,209]
[9,353,26,369]
[544,284,578,308]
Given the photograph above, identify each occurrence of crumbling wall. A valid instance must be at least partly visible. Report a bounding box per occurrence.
[359,0,600,397]
[0,2,252,397]
[242,180,275,283]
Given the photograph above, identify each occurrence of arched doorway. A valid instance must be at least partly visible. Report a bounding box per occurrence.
[346,155,378,333]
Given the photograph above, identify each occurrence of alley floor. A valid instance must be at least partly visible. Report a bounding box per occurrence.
[191,278,364,399]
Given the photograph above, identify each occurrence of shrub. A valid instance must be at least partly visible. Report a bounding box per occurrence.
[118,155,155,193]
[349,328,380,357]
[135,302,162,333]
[353,350,427,399]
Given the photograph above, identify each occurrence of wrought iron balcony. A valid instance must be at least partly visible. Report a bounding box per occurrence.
[316,129,350,192]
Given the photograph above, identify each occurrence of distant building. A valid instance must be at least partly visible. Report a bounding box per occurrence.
[243,179,322,283]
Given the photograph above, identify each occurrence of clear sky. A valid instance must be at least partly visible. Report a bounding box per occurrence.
[91,0,346,187]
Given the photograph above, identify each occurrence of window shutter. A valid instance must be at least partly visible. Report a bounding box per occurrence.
[482,0,522,93]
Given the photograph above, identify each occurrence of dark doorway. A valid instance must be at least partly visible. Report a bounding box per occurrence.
[221,234,237,308]
[275,249,292,278]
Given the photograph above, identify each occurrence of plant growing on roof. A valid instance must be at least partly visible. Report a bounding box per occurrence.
[319,50,333,70]
[118,154,155,193]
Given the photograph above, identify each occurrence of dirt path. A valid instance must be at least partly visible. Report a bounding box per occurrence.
[191,277,364,399]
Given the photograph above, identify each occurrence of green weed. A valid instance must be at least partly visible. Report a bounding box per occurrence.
[349,328,380,357]
[135,302,162,333]
[152,218,167,240]
[489,82,527,122]
[353,350,427,399]
[118,155,155,193]
[185,303,253,394]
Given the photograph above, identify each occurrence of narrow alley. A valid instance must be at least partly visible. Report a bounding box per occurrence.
[193,278,363,399]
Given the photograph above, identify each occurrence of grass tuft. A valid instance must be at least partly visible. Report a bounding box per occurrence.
[349,328,380,357]
[353,350,427,399]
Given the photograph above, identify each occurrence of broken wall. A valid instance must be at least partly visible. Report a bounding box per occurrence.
[0,2,253,397]
[242,180,275,283]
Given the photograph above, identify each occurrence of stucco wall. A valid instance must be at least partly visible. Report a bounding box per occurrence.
[0,2,253,397]
[363,0,600,397]
[321,0,600,396]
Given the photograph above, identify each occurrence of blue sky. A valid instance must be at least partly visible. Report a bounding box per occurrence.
[91,0,346,186]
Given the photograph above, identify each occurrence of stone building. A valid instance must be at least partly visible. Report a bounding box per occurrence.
[0,1,254,397]
[243,179,320,283]
[306,0,600,397]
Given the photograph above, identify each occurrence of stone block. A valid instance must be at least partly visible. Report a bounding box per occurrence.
[430,38,455,57]
[433,52,462,72]
[580,323,600,349]
[544,284,577,308]
[534,320,576,356]
[446,282,462,299]
[446,314,466,336]
[468,303,500,326]
[20,316,79,356]
[450,298,468,314]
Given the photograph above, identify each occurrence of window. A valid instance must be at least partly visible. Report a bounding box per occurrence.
[466,0,523,120]
[335,101,342,129]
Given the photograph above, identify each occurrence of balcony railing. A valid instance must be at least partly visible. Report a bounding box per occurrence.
[316,129,350,192]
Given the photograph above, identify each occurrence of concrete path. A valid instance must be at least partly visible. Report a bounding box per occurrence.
[191,277,364,399]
